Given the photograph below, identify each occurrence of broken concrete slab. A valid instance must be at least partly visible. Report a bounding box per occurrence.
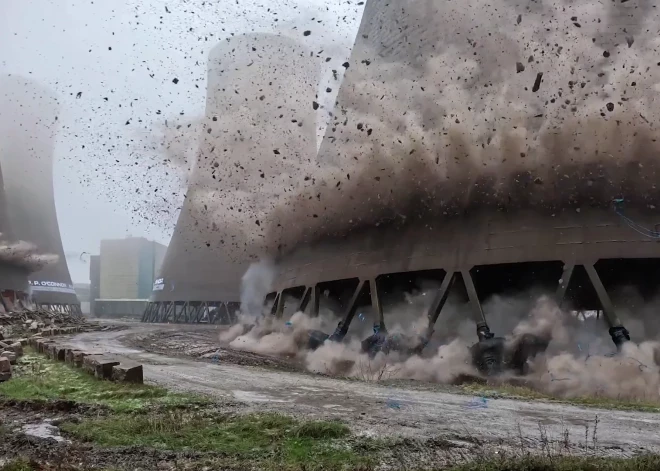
[0,356,10,373]
[111,362,144,384]
[65,348,83,366]
[0,372,10,382]
[52,346,66,362]
[9,342,23,356]
[83,355,120,380]
[1,351,16,365]
[72,351,87,368]
[36,339,53,354]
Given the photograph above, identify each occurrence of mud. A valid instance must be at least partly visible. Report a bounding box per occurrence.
[60,325,660,458]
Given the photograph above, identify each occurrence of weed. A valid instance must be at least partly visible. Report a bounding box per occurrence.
[0,459,34,471]
[0,353,205,411]
[61,412,373,471]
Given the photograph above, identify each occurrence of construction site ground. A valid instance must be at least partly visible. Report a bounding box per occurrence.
[3,321,660,470]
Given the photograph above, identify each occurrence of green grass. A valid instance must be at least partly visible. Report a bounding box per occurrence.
[61,412,373,471]
[449,454,660,471]
[0,352,205,412]
[0,460,33,471]
[461,382,660,413]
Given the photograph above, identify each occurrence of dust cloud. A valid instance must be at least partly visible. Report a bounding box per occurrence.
[260,0,660,254]
[224,280,660,402]
[0,236,59,272]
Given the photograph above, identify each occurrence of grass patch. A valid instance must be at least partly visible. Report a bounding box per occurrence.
[61,412,372,471]
[449,454,660,471]
[0,459,34,471]
[461,382,660,413]
[0,352,205,412]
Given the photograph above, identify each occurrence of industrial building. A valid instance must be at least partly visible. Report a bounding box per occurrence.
[262,0,660,371]
[99,237,166,299]
[91,237,166,318]
[142,33,320,324]
[0,75,81,314]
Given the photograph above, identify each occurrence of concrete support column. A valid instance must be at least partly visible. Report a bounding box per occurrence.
[584,263,630,348]
[460,269,492,341]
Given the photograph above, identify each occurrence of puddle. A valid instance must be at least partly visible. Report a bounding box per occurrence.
[22,421,70,443]
[233,390,295,403]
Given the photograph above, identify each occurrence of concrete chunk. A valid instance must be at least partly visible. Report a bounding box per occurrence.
[72,351,87,368]
[54,346,66,362]
[65,348,83,365]
[111,362,144,384]
[83,355,120,379]
[0,356,10,373]
[9,342,23,356]
[1,351,16,364]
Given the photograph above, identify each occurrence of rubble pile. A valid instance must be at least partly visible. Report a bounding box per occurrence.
[0,307,86,327]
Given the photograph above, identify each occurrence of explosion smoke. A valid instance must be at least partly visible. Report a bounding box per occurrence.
[250,0,660,255]
[230,271,660,401]
[0,234,59,272]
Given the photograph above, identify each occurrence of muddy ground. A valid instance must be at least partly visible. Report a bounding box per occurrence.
[0,399,243,470]
[54,324,660,458]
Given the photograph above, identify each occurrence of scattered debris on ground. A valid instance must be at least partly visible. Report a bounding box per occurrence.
[2,338,660,470]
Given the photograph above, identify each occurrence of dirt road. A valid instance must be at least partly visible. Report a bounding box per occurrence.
[67,324,660,458]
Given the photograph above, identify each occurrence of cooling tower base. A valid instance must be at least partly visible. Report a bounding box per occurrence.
[264,210,660,371]
[142,301,240,325]
[37,303,83,318]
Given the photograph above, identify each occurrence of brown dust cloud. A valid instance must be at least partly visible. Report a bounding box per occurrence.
[149,0,660,401]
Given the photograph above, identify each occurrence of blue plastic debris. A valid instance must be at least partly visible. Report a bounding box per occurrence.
[211,351,221,364]
[465,397,488,409]
[386,399,401,409]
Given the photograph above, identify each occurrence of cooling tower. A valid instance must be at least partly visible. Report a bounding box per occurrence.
[266,0,660,358]
[143,33,321,324]
[0,75,81,314]
[0,162,33,311]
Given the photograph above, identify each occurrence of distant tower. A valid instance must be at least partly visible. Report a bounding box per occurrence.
[143,33,320,323]
[0,75,81,314]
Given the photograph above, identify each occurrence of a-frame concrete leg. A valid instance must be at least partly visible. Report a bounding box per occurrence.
[369,278,384,330]
[460,269,493,341]
[425,271,455,338]
[584,263,630,348]
[329,280,367,342]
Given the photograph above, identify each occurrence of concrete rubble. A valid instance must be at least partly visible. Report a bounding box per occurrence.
[25,330,144,385]
[0,312,144,384]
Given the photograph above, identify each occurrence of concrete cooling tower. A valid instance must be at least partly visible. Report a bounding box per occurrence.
[0,163,34,312]
[264,0,660,371]
[142,33,321,324]
[0,75,81,314]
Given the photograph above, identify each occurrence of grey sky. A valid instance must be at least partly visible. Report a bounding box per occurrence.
[0,0,363,283]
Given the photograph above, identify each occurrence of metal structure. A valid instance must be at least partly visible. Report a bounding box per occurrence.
[0,75,81,315]
[266,0,660,364]
[143,33,320,323]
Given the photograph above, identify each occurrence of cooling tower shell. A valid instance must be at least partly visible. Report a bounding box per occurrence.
[0,163,31,295]
[144,33,321,322]
[267,0,660,345]
[0,75,80,308]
